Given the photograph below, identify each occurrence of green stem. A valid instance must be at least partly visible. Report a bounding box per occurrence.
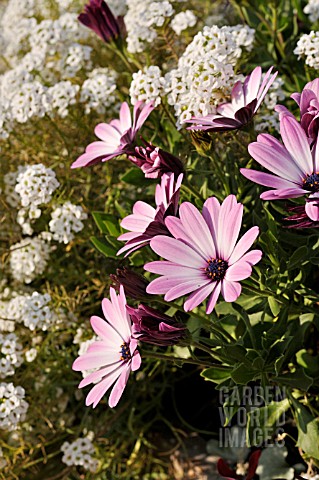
[142,351,222,368]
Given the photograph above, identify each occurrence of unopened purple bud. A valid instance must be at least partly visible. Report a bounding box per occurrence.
[78,0,125,44]
[110,268,149,300]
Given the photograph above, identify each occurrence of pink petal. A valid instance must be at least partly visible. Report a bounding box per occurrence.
[108,363,131,408]
[260,188,305,200]
[94,123,121,144]
[202,197,220,247]
[225,262,252,281]
[280,115,313,174]
[120,213,153,232]
[305,195,319,221]
[79,364,119,388]
[217,195,243,260]
[144,260,200,275]
[109,286,131,341]
[165,278,211,302]
[149,236,203,268]
[165,216,213,259]
[86,366,124,408]
[119,102,132,132]
[131,351,142,371]
[244,66,261,105]
[231,81,245,110]
[90,315,122,344]
[133,200,156,217]
[206,282,222,314]
[228,226,259,265]
[240,169,298,189]
[73,351,120,371]
[239,249,263,265]
[183,282,216,312]
[256,69,278,110]
[221,279,242,302]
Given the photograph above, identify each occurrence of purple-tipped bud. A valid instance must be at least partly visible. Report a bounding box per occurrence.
[127,304,187,346]
[110,268,149,300]
[78,0,125,44]
[130,140,184,179]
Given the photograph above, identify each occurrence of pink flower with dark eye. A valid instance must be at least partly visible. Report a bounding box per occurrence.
[78,0,125,44]
[71,101,154,168]
[117,172,183,256]
[72,286,141,408]
[241,115,319,210]
[144,195,262,314]
[276,78,319,143]
[186,66,277,132]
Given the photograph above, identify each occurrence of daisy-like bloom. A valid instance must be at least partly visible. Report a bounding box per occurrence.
[72,287,141,408]
[218,450,262,480]
[130,140,184,179]
[241,115,319,217]
[71,101,154,168]
[275,78,319,143]
[186,66,277,132]
[117,172,183,256]
[144,195,262,314]
[78,0,125,44]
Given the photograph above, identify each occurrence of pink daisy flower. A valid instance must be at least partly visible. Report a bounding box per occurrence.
[186,66,277,132]
[144,195,262,314]
[71,101,154,168]
[117,172,183,256]
[72,286,141,408]
[241,115,319,220]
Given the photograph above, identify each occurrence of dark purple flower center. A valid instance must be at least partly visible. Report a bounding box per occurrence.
[206,258,228,281]
[120,342,131,362]
[303,172,319,192]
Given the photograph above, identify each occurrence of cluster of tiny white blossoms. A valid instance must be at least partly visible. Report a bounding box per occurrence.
[170,10,197,35]
[10,237,51,284]
[61,437,98,472]
[0,383,29,431]
[125,0,175,53]
[107,0,127,16]
[46,81,80,118]
[80,68,118,114]
[130,66,165,107]
[4,167,27,208]
[304,0,319,23]
[165,24,255,127]
[48,202,88,244]
[294,31,319,69]
[0,333,23,378]
[15,164,60,208]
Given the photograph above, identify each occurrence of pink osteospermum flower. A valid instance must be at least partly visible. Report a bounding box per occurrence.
[241,115,319,209]
[144,195,262,314]
[186,66,277,132]
[117,172,183,256]
[72,286,141,408]
[275,78,319,143]
[71,101,154,168]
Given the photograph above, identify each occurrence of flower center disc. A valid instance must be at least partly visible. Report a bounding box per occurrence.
[303,173,319,193]
[120,342,131,361]
[206,258,228,281]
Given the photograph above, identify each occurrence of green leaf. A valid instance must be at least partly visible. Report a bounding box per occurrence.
[92,212,121,236]
[120,167,147,185]
[268,296,281,316]
[201,367,232,384]
[289,397,319,460]
[231,362,257,384]
[287,246,308,270]
[274,368,313,392]
[90,236,117,258]
[246,399,290,446]
[296,349,319,376]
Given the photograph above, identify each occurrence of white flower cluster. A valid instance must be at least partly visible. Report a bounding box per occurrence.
[62,43,93,78]
[304,0,319,23]
[165,24,255,126]
[170,10,197,35]
[48,202,87,244]
[294,31,319,69]
[255,76,285,133]
[46,81,80,118]
[0,333,23,378]
[9,292,61,331]
[130,66,165,107]
[107,0,127,16]
[125,0,175,53]
[80,68,118,114]
[10,237,51,284]
[15,164,60,208]
[4,167,27,208]
[61,437,98,472]
[0,383,29,431]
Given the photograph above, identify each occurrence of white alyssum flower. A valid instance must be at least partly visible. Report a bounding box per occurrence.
[263,76,285,110]
[165,24,254,127]
[294,31,319,69]
[48,202,87,244]
[25,348,37,362]
[10,237,51,284]
[80,68,118,114]
[46,81,80,117]
[4,167,27,208]
[10,81,48,124]
[62,43,92,78]
[8,291,61,331]
[255,112,280,133]
[304,0,319,23]
[16,206,42,236]
[107,0,127,16]
[130,66,165,107]
[0,334,23,378]
[0,383,29,431]
[61,437,98,472]
[145,1,174,27]
[170,10,197,35]
[15,164,59,208]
